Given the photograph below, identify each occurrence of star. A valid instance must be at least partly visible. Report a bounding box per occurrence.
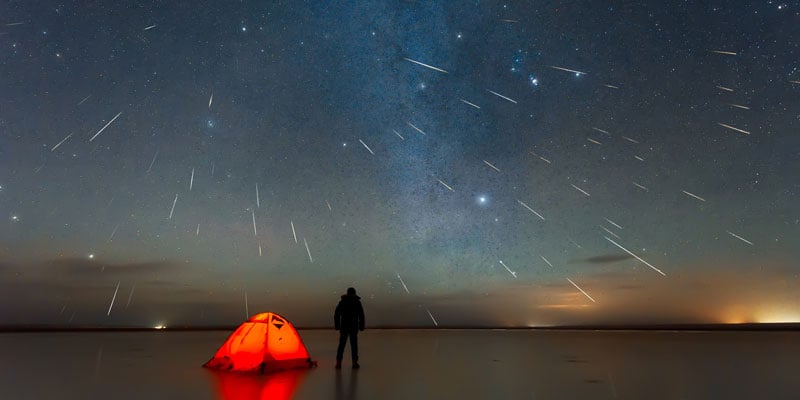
[88,253,95,260]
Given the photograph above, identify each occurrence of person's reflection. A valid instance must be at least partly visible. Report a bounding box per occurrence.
[210,369,308,400]
[335,369,358,400]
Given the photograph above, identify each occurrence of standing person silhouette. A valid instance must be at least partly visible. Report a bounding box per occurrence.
[334,287,365,369]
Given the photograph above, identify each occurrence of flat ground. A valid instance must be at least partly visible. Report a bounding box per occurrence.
[1,329,798,399]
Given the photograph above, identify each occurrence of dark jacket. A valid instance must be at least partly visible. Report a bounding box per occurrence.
[334,294,365,331]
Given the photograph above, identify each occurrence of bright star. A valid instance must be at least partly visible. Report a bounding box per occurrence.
[11,215,19,221]
[342,142,347,147]
[477,195,489,206]
[88,253,95,259]
[241,26,247,32]
[457,33,462,39]
[529,74,539,86]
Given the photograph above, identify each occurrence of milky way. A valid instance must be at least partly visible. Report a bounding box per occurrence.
[0,2,798,327]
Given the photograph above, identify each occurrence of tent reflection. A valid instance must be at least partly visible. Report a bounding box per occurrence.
[209,369,308,400]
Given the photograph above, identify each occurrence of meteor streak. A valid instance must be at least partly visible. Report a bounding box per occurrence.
[711,50,737,55]
[51,133,73,151]
[604,236,666,276]
[599,226,620,239]
[251,209,257,237]
[359,139,374,155]
[717,122,750,135]
[726,230,753,245]
[125,283,135,309]
[436,178,455,192]
[498,260,517,278]
[571,184,591,197]
[403,57,449,74]
[396,272,410,294]
[407,122,427,136]
[541,256,553,268]
[622,136,639,143]
[303,237,313,263]
[425,308,439,326]
[107,281,120,316]
[486,89,518,104]
[147,150,159,173]
[604,218,623,230]
[483,160,501,172]
[89,112,123,142]
[517,199,545,220]
[567,278,596,303]
[459,98,481,109]
[549,65,587,75]
[168,194,178,219]
[291,221,298,243]
[529,151,552,164]
[682,190,706,202]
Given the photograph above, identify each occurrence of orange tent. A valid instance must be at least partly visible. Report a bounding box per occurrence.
[204,312,316,373]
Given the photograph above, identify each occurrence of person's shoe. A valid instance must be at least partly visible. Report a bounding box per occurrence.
[352,362,360,369]
[335,361,342,369]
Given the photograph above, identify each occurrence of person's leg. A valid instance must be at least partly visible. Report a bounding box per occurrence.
[350,331,359,365]
[336,330,348,367]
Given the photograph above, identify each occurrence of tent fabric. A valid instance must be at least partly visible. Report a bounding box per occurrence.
[204,312,315,373]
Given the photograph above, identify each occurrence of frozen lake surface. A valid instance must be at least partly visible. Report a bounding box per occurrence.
[1,329,798,399]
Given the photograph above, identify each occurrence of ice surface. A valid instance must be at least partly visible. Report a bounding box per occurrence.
[1,329,798,399]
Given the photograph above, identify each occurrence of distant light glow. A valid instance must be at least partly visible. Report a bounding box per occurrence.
[756,310,800,323]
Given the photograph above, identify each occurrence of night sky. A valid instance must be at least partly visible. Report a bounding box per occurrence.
[1,1,799,328]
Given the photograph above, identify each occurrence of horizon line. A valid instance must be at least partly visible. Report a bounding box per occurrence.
[1,322,798,333]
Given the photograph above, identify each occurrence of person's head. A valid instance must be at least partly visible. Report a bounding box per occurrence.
[346,287,356,296]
